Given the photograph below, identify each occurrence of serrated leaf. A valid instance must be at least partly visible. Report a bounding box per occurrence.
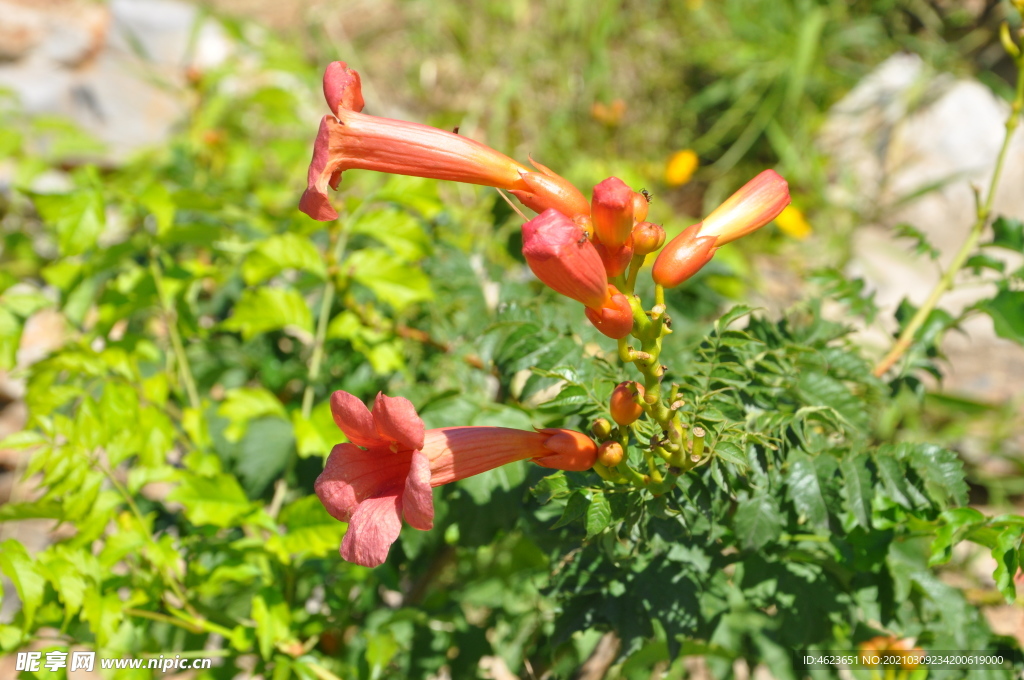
[539,384,587,410]
[242,233,327,285]
[874,453,915,509]
[786,453,829,530]
[532,472,569,504]
[906,443,967,507]
[222,288,314,340]
[987,216,1024,252]
[929,507,985,566]
[734,495,783,551]
[585,493,612,538]
[991,525,1022,603]
[977,288,1024,345]
[165,473,253,527]
[840,454,873,529]
[0,540,45,629]
[552,490,589,529]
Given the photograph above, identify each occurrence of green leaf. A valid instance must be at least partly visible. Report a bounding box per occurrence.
[552,490,589,529]
[252,588,291,660]
[894,222,940,259]
[540,384,589,411]
[532,472,569,504]
[840,454,873,529]
[350,208,431,261]
[734,494,783,551]
[218,386,287,442]
[785,453,829,530]
[585,493,612,538]
[266,495,346,560]
[81,591,124,648]
[347,248,433,311]
[140,182,175,235]
[0,307,21,371]
[874,454,915,509]
[31,188,105,255]
[165,473,253,527]
[977,288,1024,345]
[0,540,45,629]
[222,288,314,341]
[964,253,1005,274]
[929,507,985,567]
[991,525,1022,603]
[906,443,967,507]
[987,216,1024,252]
[242,233,327,285]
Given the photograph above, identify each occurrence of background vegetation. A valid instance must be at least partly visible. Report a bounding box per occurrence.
[1,0,1023,678]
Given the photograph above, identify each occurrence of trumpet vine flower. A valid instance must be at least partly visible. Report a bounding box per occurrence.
[315,390,598,567]
[299,62,588,222]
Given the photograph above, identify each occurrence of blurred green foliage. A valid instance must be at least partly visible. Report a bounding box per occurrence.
[0,1,1023,678]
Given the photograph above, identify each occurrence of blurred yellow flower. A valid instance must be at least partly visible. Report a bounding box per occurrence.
[774,205,812,240]
[665,149,698,186]
[686,0,703,8]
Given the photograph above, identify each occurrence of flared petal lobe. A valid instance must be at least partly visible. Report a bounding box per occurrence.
[402,450,434,530]
[323,61,365,116]
[372,392,425,451]
[522,209,610,309]
[340,494,403,568]
[329,390,379,448]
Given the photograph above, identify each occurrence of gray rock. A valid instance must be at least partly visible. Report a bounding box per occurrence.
[820,53,1024,402]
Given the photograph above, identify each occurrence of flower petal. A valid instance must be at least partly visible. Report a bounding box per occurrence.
[323,61,365,117]
[340,494,403,567]
[402,450,434,530]
[372,393,425,451]
[298,116,341,221]
[315,442,408,522]
[330,390,380,448]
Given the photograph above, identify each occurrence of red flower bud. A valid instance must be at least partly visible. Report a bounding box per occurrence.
[610,381,645,426]
[631,222,666,256]
[522,209,610,309]
[700,169,790,245]
[651,222,717,288]
[597,441,624,467]
[591,177,635,249]
[632,191,649,223]
[584,285,634,339]
[594,240,634,277]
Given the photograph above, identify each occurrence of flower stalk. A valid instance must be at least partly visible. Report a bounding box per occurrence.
[872,29,1024,377]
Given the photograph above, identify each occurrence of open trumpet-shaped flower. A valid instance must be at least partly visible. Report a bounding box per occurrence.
[315,390,598,567]
[299,62,589,221]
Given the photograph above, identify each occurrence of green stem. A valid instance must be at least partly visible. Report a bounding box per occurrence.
[873,52,1024,376]
[150,254,200,410]
[302,228,349,419]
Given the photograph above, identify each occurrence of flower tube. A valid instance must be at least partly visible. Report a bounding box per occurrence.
[300,61,589,221]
